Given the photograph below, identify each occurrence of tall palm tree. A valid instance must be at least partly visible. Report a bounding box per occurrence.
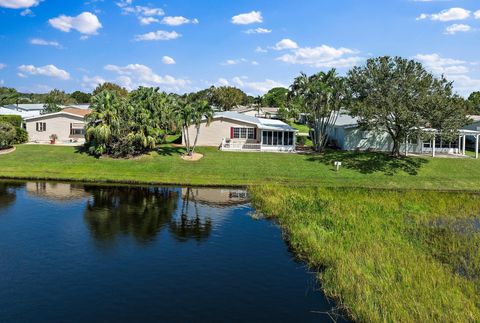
[289,69,347,152]
[191,99,213,155]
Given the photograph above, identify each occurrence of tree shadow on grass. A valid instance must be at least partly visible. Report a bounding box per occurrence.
[156,145,186,157]
[307,150,429,176]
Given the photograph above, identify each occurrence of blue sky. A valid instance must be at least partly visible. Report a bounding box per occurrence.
[0,0,480,96]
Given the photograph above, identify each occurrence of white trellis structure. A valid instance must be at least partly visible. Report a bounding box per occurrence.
[405,128,480,159]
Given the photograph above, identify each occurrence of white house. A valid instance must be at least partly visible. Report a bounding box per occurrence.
[182,112,297,152]
[24,108,91,144]
[328,113,480,158]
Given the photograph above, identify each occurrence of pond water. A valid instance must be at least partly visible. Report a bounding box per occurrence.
[0,181,343,323]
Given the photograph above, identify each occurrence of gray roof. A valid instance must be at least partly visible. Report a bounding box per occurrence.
[333,113,359,128]
[5,104,45,111]
[215,111,296,131]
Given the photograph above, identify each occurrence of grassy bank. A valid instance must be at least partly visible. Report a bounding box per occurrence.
[0,145,480,190]
[250,186,480,322]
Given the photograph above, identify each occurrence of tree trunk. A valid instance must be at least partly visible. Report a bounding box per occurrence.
[313,121,322,152]
[184,126,191,155]
[191,126,200,155]
[391,138,401,157]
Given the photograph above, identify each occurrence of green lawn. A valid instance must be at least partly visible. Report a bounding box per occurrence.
[250,186,480,322]
[0,144,479,190]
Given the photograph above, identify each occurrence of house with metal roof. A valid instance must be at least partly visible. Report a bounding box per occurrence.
[182,111,297,152]
[328,113,480,158]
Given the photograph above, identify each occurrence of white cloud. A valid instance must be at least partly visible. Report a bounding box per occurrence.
[162,56,176,65]
[49,12,102,35]
[17,64,70,80]
[104,63,189,91]
[277,44,361,68]
[221,58,258,66]
[245,27,271,34]
[232,77,287,95]
[417,7,471,21]
[81,75,106,90]
[20,8,33,16]
[255,46,268,53]
[449,74,480,96]
[0,63,6,70]
[445,23,471,35]
[231,11,263,25]
[139,17,159,25]
[475,10,480,19]
[134,30,181,41]
[217,78,229,86]
[161,16,198,26]
[0,0,39,9]
[0,80,3,86]
[273,39,298,50]
[414,53,469,75]
[30,38,62,48]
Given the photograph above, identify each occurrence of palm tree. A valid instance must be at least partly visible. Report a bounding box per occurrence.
[191,99,213,155]
[289,69,347,152]
[176,97,213,156]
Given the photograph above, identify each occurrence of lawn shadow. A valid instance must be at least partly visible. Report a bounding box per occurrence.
[307,150,429,176]
[156,145,186,157]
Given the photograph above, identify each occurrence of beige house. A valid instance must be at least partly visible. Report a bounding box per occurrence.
[24,108,91,144]
[182,112,297,152]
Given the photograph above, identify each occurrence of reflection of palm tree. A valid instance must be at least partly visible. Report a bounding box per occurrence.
[84,186,179,244]
[0,182,24,212]
[169,187,212,242]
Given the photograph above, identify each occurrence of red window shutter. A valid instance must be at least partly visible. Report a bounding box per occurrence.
[230,127,234,138]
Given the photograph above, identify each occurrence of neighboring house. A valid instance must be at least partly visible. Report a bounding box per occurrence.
[464,116,480,132]
[231,106,280,119]
[329,113,480,158]
[182,111,297,152]
[24,108,91,144]
[4,103,90,116]
[0,107,40,118]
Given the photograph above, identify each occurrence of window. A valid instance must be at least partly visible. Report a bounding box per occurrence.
[232,127,255,139]
[36,122,46,132]
[262,131,294,146]
[70,123,85,136]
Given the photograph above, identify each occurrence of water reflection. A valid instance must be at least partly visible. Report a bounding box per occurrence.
[82,185,249,245]
[26,182,89,202]
[84,186,179,244]
[169,187,213,242]
[0,182,24,211]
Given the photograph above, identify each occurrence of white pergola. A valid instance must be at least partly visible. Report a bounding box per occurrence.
[405,128,480,159]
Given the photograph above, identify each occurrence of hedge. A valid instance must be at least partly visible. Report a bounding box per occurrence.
[0,115,22,128]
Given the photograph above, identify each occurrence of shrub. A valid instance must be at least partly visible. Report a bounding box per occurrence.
[0,122,16,148]
[14,128,28,144]
[0,115,22,128]
[297,135,307,146]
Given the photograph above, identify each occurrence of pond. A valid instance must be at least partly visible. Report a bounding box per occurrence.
[0,181,344,322]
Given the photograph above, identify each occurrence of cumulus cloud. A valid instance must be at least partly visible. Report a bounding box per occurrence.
[272,39,298,50]
[104,63,189,91]
[134,30,181,41]
[231,11,263,25]
[232,76,287,95]
[0,63,6,70]
[162,56,176,65]
[81,75,106,90]
[0,0,39,9]
[30,38,62,48]
[475,10,480,19]
[245,27,271,34]
[49,12,102,35]
[277,44,361,68]
[161,16,198,26]
[414,53,469,75]
[17,64,70,80]
[417,7,471,21]
[116,0,165,25]
[413,53,480,95]
[255,46,268,53]
[445,23,471,35]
